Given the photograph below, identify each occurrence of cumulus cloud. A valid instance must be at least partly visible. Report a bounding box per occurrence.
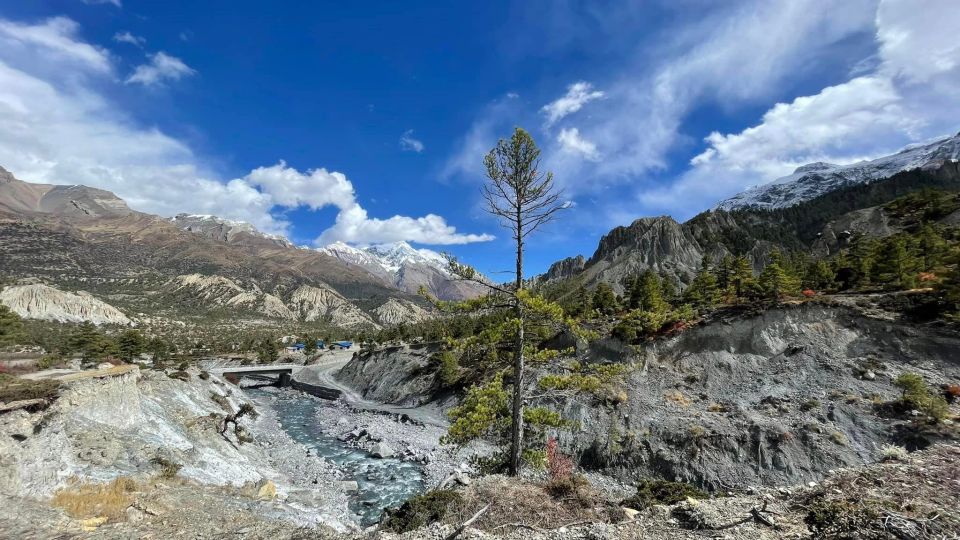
[113,31,145,47]
[243,162,493,245]
[557,128,599,161]
[399,129,425,153]
[0,15,492,246]
[541,81,604,126]
[126,51,195,86]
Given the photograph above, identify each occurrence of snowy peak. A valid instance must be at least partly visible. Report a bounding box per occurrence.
[172,213,293,248]
[319,240,451,276]
[717,133,960,211]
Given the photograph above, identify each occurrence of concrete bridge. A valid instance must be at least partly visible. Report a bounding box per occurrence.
[210,364,342,400]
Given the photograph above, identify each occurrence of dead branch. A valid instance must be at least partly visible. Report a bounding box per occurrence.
[443,504,490,540]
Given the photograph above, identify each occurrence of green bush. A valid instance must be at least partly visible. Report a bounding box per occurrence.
[383,490,463,533]
[437,351,460,387]
[168,370,190,381]
[0,374,60,403]
[895,372,949,421]
[621,479,707,510]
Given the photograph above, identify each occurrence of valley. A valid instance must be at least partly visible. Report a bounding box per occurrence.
[2,102,960,540]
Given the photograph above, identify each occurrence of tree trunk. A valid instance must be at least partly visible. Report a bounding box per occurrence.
[509,217,524,477]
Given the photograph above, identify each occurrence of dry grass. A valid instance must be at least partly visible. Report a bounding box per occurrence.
[446,475,615,532]
[59,364,137,382]
[51,477,137,521]
[664,390,692,408]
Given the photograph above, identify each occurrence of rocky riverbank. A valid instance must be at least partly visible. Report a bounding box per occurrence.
[0,365,354,537]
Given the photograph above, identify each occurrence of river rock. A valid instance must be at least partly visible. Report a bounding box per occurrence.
[338,481,359,493]
[256,479,277,500]
[371,442,395,458]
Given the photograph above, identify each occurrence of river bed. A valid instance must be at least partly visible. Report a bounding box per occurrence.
[251,389,426,526]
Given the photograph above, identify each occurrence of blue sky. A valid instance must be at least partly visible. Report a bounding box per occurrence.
[0,1,958,277]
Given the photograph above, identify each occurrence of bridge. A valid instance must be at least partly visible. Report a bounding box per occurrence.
[209,364,342,400]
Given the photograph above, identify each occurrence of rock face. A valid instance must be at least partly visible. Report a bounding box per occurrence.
[553,303,960,489]
[372,298,430,326]
[336,344,442,407]
[0,283,132,325]
[170,274,294,320]
[544,255,585,281]
[288,285,380,329]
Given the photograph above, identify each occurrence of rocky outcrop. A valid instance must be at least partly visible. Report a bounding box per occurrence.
[553,303,960,490]
[169,274,294,319]
[544,255,585,281]
[172,214,293,248]
[335,344,442,406]
[372,299,430,326]
[811,206,894,257]
[0,283,132,325]
[289,285,380,329]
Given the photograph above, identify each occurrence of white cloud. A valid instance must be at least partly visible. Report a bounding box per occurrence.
[126,51,195,86]
[641,0,960,216]
[557,128,599,161]
[0,15,492,246]
[113,31,145,47]
[541,81,604,126]
[244,162,493,245]
[399,129,425,153]
[82,0,122,7]
[0,16,111,73]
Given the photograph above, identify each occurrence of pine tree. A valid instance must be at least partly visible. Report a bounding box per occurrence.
[873,236,918,289]
[731,256,756,300]
[634,270,666,314]
[759,252,800,300]
[117,329,145,361]
[592,282,618,315]
[685,257,720,308]
[0,305,24,347]
[918,224,947,271]
[804,259,835,291]
[660,274,679,307]
[716,255,734,291]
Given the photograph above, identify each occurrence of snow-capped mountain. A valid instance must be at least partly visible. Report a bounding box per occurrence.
[319,240,486,300]
[172,213,294,248]
[717,133,960,211]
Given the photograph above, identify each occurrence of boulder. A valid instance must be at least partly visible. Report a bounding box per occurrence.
[371,442,395,459]
[256,479,277,500]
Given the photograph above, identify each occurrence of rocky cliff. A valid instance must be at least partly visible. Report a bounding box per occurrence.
[0,283,132,325]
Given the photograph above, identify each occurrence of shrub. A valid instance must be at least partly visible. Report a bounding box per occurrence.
[805,498,879,537]
[829,431,848,446]
[150,456,182,479]
[544,474,592,504]
[664,390,692,408]
[546,437,574,481]
[895,372,949,421]
[210,392,230,410]
[621,480,707,510]
[879,444,908,462]
[437,351,460,387]
[800,399,821,412]
[383,490,463,533]
[168,370,190,381]
[198,371,210,381]
[51,477,137,521]
[36,355,64,370]
[0,374,60,403]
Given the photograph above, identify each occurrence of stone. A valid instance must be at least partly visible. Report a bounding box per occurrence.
[864,370,876,380]
[256,479,277,500]
[622,507,640,520]
[338,481,359,493]
[79,516,108,531]
[125,506,145,524]
[371,442,395,459]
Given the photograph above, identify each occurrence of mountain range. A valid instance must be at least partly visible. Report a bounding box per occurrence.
[0,166,480,329]
[2,132,959,328]
[541,132,960,294]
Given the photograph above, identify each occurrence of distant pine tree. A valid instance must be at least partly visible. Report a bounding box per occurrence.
[0,305,24,347]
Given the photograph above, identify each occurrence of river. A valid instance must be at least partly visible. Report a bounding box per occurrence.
[251,389,426,526]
